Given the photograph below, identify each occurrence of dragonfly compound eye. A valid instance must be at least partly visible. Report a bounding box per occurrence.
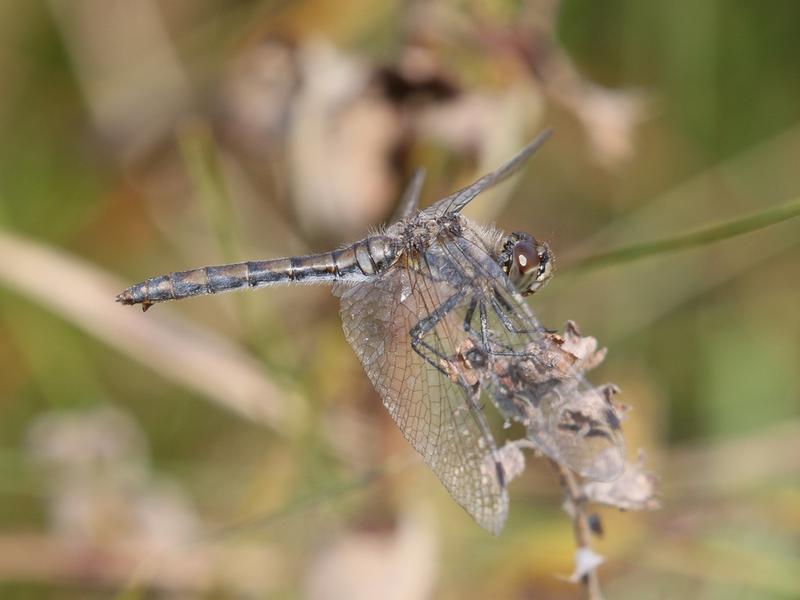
[513,240,540,275]
[504,235,554,296]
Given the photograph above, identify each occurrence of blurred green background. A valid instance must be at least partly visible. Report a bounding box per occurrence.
[1,1,798,598]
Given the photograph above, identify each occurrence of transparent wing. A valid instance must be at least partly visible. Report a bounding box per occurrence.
[425,129,553,217]
[444,225,625,481]
[334,251,509,534]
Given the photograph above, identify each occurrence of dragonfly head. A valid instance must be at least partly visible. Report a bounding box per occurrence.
[500,232,554,296]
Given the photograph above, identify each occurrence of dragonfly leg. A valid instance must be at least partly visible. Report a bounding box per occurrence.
[489,291,550,336]
[468,298,537,359]
[462,297,478,331]
[454,295,489,346]
[409,290,467,375]
[460,297,534,359]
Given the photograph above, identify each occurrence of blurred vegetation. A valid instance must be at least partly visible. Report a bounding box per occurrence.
[0,1,798,599]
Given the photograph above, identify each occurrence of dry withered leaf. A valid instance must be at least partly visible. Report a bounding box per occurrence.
[560,320,608,375]
[582,451,661,511]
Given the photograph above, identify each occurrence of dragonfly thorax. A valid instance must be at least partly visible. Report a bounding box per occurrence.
[398,212,464,252]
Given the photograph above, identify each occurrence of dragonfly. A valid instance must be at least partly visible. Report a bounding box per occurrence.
[118,129,624,534]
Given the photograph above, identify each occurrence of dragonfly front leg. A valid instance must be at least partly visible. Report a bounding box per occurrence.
[489,291,551,336]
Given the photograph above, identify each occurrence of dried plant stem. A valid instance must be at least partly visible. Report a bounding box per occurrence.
[0,230,302,430]
[550,459,603,600]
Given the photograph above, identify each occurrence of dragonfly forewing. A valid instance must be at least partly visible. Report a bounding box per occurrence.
[427,128,553,217]
[334,249,510,534]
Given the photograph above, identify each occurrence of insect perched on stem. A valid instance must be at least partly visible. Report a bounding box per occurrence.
[119,129,626,534]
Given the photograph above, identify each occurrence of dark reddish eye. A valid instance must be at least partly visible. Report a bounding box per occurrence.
[513,240,540,274]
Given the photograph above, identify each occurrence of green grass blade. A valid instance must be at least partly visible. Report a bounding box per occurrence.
[569,197,800,272]
[177,118,242,262]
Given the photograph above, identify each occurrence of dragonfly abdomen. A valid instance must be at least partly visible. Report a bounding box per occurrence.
[116,236,398,309]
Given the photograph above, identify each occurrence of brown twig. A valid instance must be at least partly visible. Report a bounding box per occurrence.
[550,459,603,600]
